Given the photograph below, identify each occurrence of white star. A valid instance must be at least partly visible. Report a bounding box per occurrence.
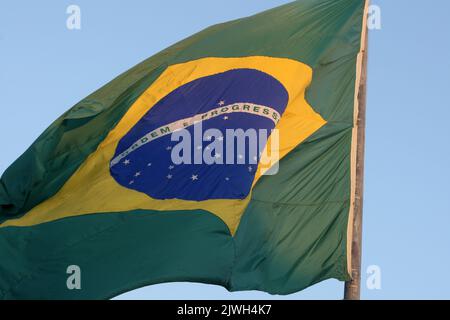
[225,177,230,181]
[218,136,224,141]
[248,166,253,172]
[205,136,212,141]
[238,154,243,159]
[191,174,198,181]
[169,165,174,170]
[196,145,202,150]
[218,101,225,106]
[166,146,172,151]
[147,162,152,167]
[223,116,229,120]
[123,159,130,165]
[167,174,173,179]
[206,146,211,150]
[134,171,141,177]
[129,180,134,185]
[215,153,221,159]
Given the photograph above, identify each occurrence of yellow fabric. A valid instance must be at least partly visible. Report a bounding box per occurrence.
[1,56,326,234]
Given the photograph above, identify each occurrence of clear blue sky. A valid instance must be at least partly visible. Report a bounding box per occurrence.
[1,0,449,300]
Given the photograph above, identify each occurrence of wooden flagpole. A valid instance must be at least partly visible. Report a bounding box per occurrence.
[344,0,369,301]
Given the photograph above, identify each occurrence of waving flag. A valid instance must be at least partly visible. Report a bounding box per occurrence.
[0,0,368,299]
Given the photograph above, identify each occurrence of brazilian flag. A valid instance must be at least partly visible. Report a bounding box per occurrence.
[0,0,368,299]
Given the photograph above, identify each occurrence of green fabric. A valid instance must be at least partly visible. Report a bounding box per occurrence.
[232,126,352,293]
[0,0,365,298]
[0,210,234,299]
